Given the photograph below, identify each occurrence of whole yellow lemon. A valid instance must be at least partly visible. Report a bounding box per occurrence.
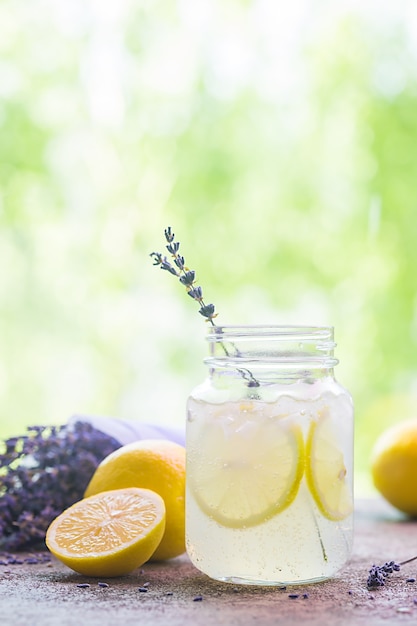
[371,418,417,516]
[84,439,185,561]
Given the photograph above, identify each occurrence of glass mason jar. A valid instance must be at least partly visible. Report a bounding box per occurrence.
[186,325,354,586]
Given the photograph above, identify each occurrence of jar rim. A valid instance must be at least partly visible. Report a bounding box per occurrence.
[206,325,334,341]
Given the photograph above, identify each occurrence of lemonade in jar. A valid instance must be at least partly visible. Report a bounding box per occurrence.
[186,325,354,586]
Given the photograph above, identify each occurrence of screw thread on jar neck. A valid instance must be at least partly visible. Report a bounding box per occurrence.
[204,325,338,383]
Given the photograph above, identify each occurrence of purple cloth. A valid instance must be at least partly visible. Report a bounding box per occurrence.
[68,414,185,447]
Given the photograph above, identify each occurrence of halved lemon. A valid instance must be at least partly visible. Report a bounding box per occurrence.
[306,409,353,521]
[46,487,166,576]
[187,408,304,528]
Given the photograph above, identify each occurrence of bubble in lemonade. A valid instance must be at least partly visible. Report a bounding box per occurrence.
[186,381,353,586]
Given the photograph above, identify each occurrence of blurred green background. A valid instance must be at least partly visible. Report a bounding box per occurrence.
[1,0,417,495]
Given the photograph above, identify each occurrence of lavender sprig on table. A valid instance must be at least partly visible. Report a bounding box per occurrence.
[367,556,417,588]
[0,421,121,550]
[150,227,259,388]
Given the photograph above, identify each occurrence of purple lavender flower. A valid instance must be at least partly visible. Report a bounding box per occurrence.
[150,227,260,389]
[367,558,416,588]
[150,228,217,323]
[0,421,121,550]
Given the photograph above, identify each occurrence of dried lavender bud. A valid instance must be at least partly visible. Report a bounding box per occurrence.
[164,226,175,242]
[0,421,121,550]
[160,257,178,275]
[175,255,186,271]
[166,241,180,255]
[198,303,216,319]
[179,270,195,286]
[187,286,203,301]
[150,252,164,265]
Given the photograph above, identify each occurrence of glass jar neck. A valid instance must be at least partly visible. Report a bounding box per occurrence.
[204,325,338,384]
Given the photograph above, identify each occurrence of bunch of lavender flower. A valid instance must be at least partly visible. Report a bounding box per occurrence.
[151,227,259,388]
[367,561,401,587]
[367,556,417,588]
[0,421,121,550]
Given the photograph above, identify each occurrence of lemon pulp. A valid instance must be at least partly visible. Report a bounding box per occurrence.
[306,409,353,521]
[188,407,304,528]
[46,487,166,576]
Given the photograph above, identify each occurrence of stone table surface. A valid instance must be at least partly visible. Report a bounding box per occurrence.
[1,499,417,626]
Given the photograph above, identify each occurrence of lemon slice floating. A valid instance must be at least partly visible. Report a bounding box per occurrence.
[306,409,353,521]
[46,488,166,576]
[188,408,304,528]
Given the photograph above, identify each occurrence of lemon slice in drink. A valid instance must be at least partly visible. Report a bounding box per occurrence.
[306,409,353,521]
[188,408,304,528]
